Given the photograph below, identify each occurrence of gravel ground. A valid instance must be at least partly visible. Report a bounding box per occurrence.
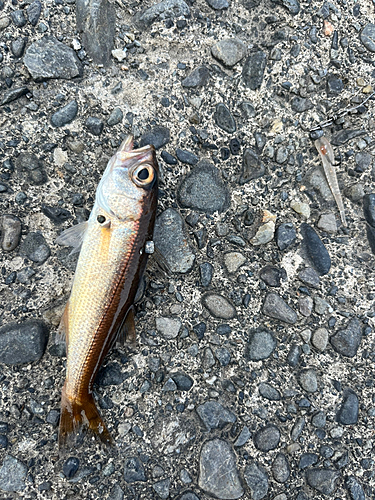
[0,0,375,498]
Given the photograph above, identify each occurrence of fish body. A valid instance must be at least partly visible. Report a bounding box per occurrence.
[57,136,158,448]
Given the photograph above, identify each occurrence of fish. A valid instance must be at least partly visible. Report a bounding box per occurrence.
[314,136,347,227]
[56,135,159,449]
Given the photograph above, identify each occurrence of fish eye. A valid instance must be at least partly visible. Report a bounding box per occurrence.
[97,215,106,224]
[132,164,155,187]
[137,168,149,180]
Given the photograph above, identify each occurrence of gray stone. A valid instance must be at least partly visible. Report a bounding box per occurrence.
[124,457,146,483]
[199,262,213,286]
[1,86,29,106]
[198,438,243,499]
[305,469,340,495]
[254,424,280,452]
[360,23,375,52]
[312,327,329,351]
[179,493,200,500]
[345,476,365,500]
[291,97,313,113]
[331,129,366,146]
[182,66,210,88]
[215,347,231,366]
[243,462,268,500]
[211,38,246,67]
[330,318,362,357]
[24,36,83,81]
[19,232,51,264]
[1,214,21,251]
[156,317,182,340]
[85,116,104,136]
[137,0,190,27]
[51,100,78,127]
[311,411,326,428]
[223,252,246,273]
[299,369,317,393]
[240,148,265,184]
[15,151,47,186]
[263,293,297,324]
[140,126,170,149]
[299,453,318,469]
[170,372,193,391]
[291,416,305,441]
[299,296,313,316]
[259,382,281,401]
[259,265,285,287]
[96,363,124,386]
[0,455,27,492]
[11,38,26,58]
[197,401,236,430]
[336,389,359,425]
[76,0,116,66]
[301,223,331,276]
[11,10,27,27]
[176,148,199,165]
[317,213,337,233]
[272,453,290,483]
[234,426,251,447]
[298,267,320,288]
[214,103,236,133]
[363,193,375,228]
[154,208,195,273]
[272,0,300,14]
[107,108,123,126]
[245,329,276,361]
[108,484,125,500]
[242,51,267,90]
[202,293,236,319]
[152,478,170,499]
[206,0,229,9]
[275,222,296,250]
[27,0,42,26]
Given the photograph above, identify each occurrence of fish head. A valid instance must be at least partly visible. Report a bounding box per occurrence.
[94,136,159,224]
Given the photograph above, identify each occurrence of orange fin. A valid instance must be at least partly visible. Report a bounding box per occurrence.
[56,301,69,348]
[58,384,113,451]
[116,306,136,347]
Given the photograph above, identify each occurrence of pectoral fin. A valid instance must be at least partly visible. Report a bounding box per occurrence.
[116,306,136,347]
[56,222,88,254]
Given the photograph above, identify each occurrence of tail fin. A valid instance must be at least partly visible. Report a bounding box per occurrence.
[58,384,113,450]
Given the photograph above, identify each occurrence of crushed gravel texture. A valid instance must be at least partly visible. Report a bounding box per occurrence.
[0,0,374,499]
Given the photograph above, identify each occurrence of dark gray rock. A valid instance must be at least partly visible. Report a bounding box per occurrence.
[291,416,305,440]
[11,10,27,27]
[24,36,83,81]
[245,329,276,361]
[336,389,359,425]
[312,411,326,428]
[298,267,320,288]
[153,478,170,499]
[197,401,236,430]
[1,86,29,105]
[124,457,146,483]
[170,372,193,391]
[96,363,124,386]
[1,214,21,251]
[206,0,229,9]
[363,193,375,228]
[176,148,199,165]
[15,152,47,186]
[234,426,251,447]
[11,38,26,58]
[140,126,170,149]
[85,116,104,136]
[327,75,344,94]
[272,0,300,14]
[211,38,246,67]
[299,453,318,469]
[182,66,210,88]
[42,205,72,225]
[259,382,281,400]
[178,493,200,500]
[154,208,195,273]
[360,23,375,52]
[275,222,296,250]
[27,0,42,26]
[243,462,268,500]
[215,347,231,366]
[355,151,372,171]
[202,293,236,319]
[287,343,300,367]
[305,469,340,495]
[291,97,313,113]
[263,293,297,324]
[19,232,50,264]
[136,0,190,27]
[198,439,243,499]
[330,318,362,357]
[0,455,27,492]
[259,265,285,287]
[0,320,48,365]
[272,453,290,483]
[239,148,265,184]
[301,223,331,275]
[76,0,116,66]
[366,223,375,254]
[51,100,78,127]
[108,484,125,500]
[214,103,236,133]
[345,476,365,500]
[63,457,79,479]
[177,159,230,214]
[107,108,123,126]
[46,409,60,427]
[242,51,267,90]
[331,129,365,146]
[298,369,318,393]
[254,424,280,452]
[199,262,213,286]
[240,101,256,119]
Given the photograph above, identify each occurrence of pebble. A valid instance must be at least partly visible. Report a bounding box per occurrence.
[85,117,104,136]
[355,151,372,171]
[259,382,281,401]
[0,455,27,492]
[299,453,318,469]
[363,193,375,227]
[139,126,170,149]
[1,86,29,106]
[299,296,313,316]
[291,417,305,440]
[223,252,246,273]
[291,201,310,219]
[170,372,193,391]
[336,389,359,425]
[211,38,246,67]
[291,97,313,113]
[305,469,339,495]
[11,10,27,27]
[234,426,251,447]
[213,103,236,133]
[298,267,320,288]
[63,457,80,479]
[96,363,124,386]
[15,152,47,186]
[161,151,177,165]
[202,293,236,319]
[317,213,337,233]
[366,224,375,254]
[300,223,331,276]
[42,205,71,225]
[288,345,301,366]
[76,0,116,66]
[154,208,195,273]
[155,317,181,339]
[19,232,51,264]
[107,108,123,126]
[276,146,288,164]
[312,327,329,351]
[206,0,229,9]
[176,148,199,165]
[24,37,83,80]
[137,0,190,27]
[124,457,146,483]
[245,329,276,361]
[152,478,170,499]
[298,369,317,392]
[278,0,300,14]
[253,424,280,452]
[198,438,243,499]
[1,215,21,251]
[345,476,365,500]
[177,160,230,214]
[250,221,275,245]
[259,265,285,287]
[215,347,231,366]
[11,38,26,58]
[179,493,200,500]
[331,129,365,146]
[243,462,268,500]
[242,51,267,90]
[108,484,124,500]
[272,453,290,483]
[345,183,365,203]
[330,318,362,358]
[51,100,78,127]
[275,222,296,250]
[239,149,265,184]
[181,66,210,88]
[262,293,297,324]
[360,23,375,52]
[27,0,42,26]
[197,401,236,430]
[199,262,213,286]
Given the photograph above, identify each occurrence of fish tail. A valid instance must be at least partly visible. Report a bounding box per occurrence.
[58,384,113,450]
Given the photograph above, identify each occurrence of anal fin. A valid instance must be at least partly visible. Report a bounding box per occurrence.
[56,301,69,348]
[116,306,136,348]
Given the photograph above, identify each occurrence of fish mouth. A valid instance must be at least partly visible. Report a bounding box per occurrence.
[115,135,158,174]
